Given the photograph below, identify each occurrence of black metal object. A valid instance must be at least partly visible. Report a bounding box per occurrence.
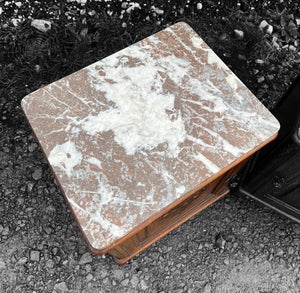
[238,75,300,223]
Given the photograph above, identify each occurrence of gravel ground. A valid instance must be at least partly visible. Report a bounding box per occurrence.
[1,1,300,292]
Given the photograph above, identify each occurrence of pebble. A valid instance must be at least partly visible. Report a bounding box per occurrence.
[85,264,92,272]
[196,3,203,10]
[294,225,300,234]
[16,257,28,266]
[255,59,264,64]
[121,278,129,286]
[30,250,40,262]
[3,146,10,153]
[288,247,294,255]
[113,269,124,281]
[224,258,230,265]
[103,277,111,286]
[224,203,231,210]
[257,76,265,83]
[234,29,244,40]
[28,143,38,152]
[203,283,212,293]
[86,273,93,282]
[215,233,226,250]
[276,248,284,256]
[31,19,52,33]
[259,20,273,34]
[43,226,52,235]
[52,247,59,255]
[79,252,93,265]
[2,226,9,236]
[98,268,108,279]
[53,281,68,292]
[140,280,148,290]
[27,182,35,192]
[130,274,139,287]
[112,280,117,286]
[46,259,55,269]
[32,167,43,181]
[0,258,6,270]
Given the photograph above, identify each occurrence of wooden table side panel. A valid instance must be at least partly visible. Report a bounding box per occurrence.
[108,180,222,262]
[108,160,248,264]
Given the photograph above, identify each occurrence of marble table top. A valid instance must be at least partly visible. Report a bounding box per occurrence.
[21,22,280,253]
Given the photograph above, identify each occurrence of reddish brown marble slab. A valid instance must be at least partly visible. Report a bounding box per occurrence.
[21,22,280,254]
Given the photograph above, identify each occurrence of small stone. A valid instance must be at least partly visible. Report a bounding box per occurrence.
[85,264,92,272]
[224,203,231,210]
[257,76,265,83]
[2,226,9,236]
[32,167,43,181]
[113,269,124,281]
[212,272,217,280]
[53,281,68,292]
[219,33,228,41]
[3,146,10,152]
[86,273,93,282]
[296,18,300,26]
[0,258,6,270]
[79,252,93,265]
[140,280,148,291]
[30,250,40,262]
[276,248,284,256]
[4,189,12,196]
[130,274,139,287]
[103,277,111,286]
[289,45,297,52]
[98,268,108,279]
[121,278,129,286]
[215,233,226,250]
[196,3,203,10]
[224,258,229,265]
[43,226,52,235]
[288,247,294,255]
[27,182,35,192]
[28,143,38,152]
[234,29,244,40]
[31,19,52,33]
[17,197,24,205]
[238,54,246,61]
[295,225,300,234]
[203,283,212,293]
[259,20,273,34]
[46,259,55,269]
[52,247,59,255]
[16,257,28,266]
[255,59,264,64]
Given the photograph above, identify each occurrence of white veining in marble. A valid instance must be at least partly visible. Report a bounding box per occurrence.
[21,22,280,252]
[83,59,186,157]
[48,140,82,177]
